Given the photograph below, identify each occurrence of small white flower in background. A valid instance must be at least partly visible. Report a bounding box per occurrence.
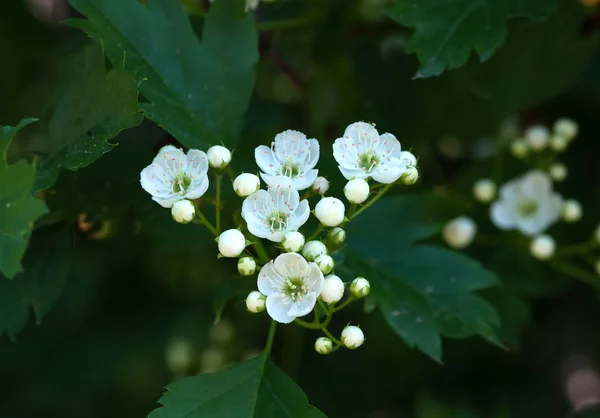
[302,240,328,262]
[400,166,419,185]
[315,254,334,274]
[312,177,330,195]
[530,234,555,260]
[320,274,345,304]
[350,277,370,298]
[218,229,246,258]
[257,252,324,323]
[549,163,568,182]
[315,197,346,227]
[327,227,346,249]
[314,337,333,355]
[233,173,260,197]
[282,231,305,252]
[333,121,408,183]
[550,135,568,152]
[490,170,562,236]
[473,179,496,203]
[344,178,370,204]
[207,145,231,170]
[246,291,266,313]
[553,117,579,141]
[238,257,257,276]
[341,325,364,349]
[208,319,235,345]
[255,130,319,191]
[140,145,209,208]
[171,199,195,224]
[442,216,476,249]
[199,346,226,374]
[525,125,550,151]
[510,139,529,159]
[165,339,194,374]
[242,177,310,242]
[562,199,582,223]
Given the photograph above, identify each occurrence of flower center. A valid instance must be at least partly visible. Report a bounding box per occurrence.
[283,277,309,303]
[280,157,301,178]
[517,199,539,217]
[358,150,379,172]
[172,172,192,195]
[264,209,288,232]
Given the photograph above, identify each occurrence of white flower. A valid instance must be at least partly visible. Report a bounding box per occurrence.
[208,320,235,345]
[315,254,334,274]
[314,337,333,355]
[312,177,330,195]
[165,339,194,374]
[401,166,419,185]
[341,325,364,349]
[350,277,370,298]
[549,163,567,182]
[473,179,496,203]
[333,121,407,183]
[233,173,260,197]
[207,145,231,170]
[490,171,562,236]
[525,125,549,151]
[246,291,266,313]
[550,135,568,152]
[302,240,328,262]
[238,257,257,276]
[315,197,345,227]
[562,199,582,223]
[553,117,578,141]
[282,231,305,252]
[327,227,346,248]
[442,216,476,249]
[218,229,246,258]
[171,199,195,224]
[242,178,310,242]
[257,252,324,323]
[320,274,344,304]
[510,139,529,159]
[245,0,259,11]
[344,178,370,204]
[530,235,555,260]
[140,145,209,208]
[255,130,319,191]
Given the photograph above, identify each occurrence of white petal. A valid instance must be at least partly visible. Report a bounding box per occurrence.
[378,133,401,159]
[287,293,317,318]
[307,138,320,169]
[261,174,294,190]
[291,199,310,230]
[522,170,551,197]
[306,263,325,293]
[498,180,521,201]
[333,137,359,169]
[490,201,515,229]
[255,145,278,175]
[153,146,188,173]
[371,159,405,184]
[140,164,171,197]
[273,252,309,278]
[242,190,273,239]
[152,195,182,208]
[268,183,299,215]
[518,217,545,236]
[343,121,379,141]
[293,169,318,191]
[339,166,368,180]
[257,262,279,296]
[185,173,209,199]
[266,294,296,324]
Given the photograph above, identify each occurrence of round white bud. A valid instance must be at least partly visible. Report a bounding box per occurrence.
[238,256,257,276]
[510,139,529,159]
[549,163,567,182]
[525,125,550,151]
[233,173,260,197]
[246,291,266,313]
[473,179,496,203]
[315,197,346,227]
[171,199,195,224]
[401,166,419,185]
[312,176,330,195]
[399,150,417,167]
[218,229,246,258]
[442,216,476,249]
[315,254,334,274]
[320,274,345,304]
[282,231,305,253]
[550,135,568,152]
[341,325,364,349]
[562,199,582,223]
[344,179,370,204]
[165,339,194,373]
[530,235,555,260]
[553,117,579,141]
[206,145,231,170]
[314,337,333,355]
[350,277,370,298]
[327,227,346,249]
[302,240,328,262]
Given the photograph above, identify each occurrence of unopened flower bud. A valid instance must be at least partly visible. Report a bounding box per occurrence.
[320,274,345,304]
[327,227,346,249]
[314,337,333,355]
[525,125,550,151]
[233,173,260,197]
[341,325,364,349]
[282,231,305,252]
[302,240,327,261]
[171,199,195,224]
[246,291,266,313]
[218,229,246,258]
[344,179,370,204]
[399,150,417,167]
[350,277,370,298]
[473,179,496,203]
[562,199,582,223]
[312,176,330,195]
[208,319,235,344]
[238,256,256,276]
[315,254,334,274]
[401,166,419,185]
[550,135,568,152]
[315,197,345,227]
[442,216,476,249]
[199,346,226,374]
[530,234,555,260]
[549,163,567,182]
[553,117,579,141]
[207,145,231,170]
[165,339,194,373]
[510,139,529,159]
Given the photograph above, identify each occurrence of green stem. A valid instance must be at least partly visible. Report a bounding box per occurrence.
[556,240,599,257]
[307,225,325,242]
[215,175,222,234]
[253,240,271,264]
[193,210,218,236]
[351,184,392,220]
[264,320,277,356]
[332,296,356,313]
[295,318,321,330]
[346,203,357,219]
[320,326,342,347]
[548,259,598,286]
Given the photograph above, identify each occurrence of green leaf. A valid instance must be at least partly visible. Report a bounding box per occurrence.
[481,289,530,349]
[68,0,259,149]
[26,45,142,191]
[0,118,48,279]
[0,224,72,338]
[387,0,558,77]
[149,355,327,418]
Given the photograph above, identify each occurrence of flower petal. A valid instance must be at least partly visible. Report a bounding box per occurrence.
[291,199,310,231]
[333,137,359,169]
[490,201,515,230]
[378,133,401,159]
[153,146,188,174]
[266,294,296,323]
[185,149,208,178]
[152,194,182,208]
[273,252,309,278]
[339,166,368,181]
[287,293,317,318]
[257,261,280,296]
[371,159,405,184]
[307,138,320,169]
[140,164,171,198]
[306,263,325,293]
[185,173,209,199]
[255,145,278,175]
[293,169,318,191]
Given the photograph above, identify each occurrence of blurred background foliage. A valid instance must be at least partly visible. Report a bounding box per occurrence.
[3,0,600,417]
